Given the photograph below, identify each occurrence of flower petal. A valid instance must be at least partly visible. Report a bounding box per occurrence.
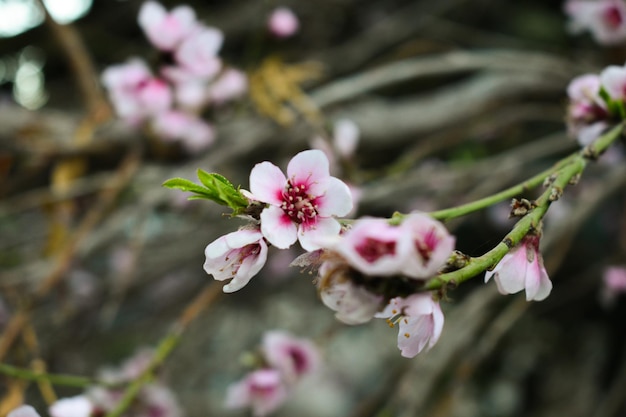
[315,177,353,217]
[492,251,527,295]
[250,161,286,205]
[286,150,329,191]
[298,217,341,251]
[260,206,297,249]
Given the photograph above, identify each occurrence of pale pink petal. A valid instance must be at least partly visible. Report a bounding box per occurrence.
[297,217,341,251]
[208,69,248,104]
[430,301,444,348]
[600,65,626,100]
[490,252,527,295]
[315,177,353,217]
[260,206,297,249]
[223,240,268,293]
[333,119,359,158]
[49,396,93,417]
[398,315,433,357]
[286,150,329,190]
[137,2,166,32]
[268,7,299,38]
[249,162,286,205]
[526,261,552,301]
[8,406,41,417]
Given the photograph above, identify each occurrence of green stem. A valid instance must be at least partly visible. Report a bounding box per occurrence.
[0,362,103,388]
[423,122,623,290]
[104,332,180,417]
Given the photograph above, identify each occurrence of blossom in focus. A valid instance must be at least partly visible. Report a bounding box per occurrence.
[101,59,172,124]
[204,229,268,293]
[49,396,94,417]
[248,150,353,251]
[565,0,626,44]
[268,7,300,38]
[261,330,320,382]
[138,1,197,51]
[601,265,626,306]
[225,369,288,417]
[376,294,444,358]
[8,406,41,417]
[485,234,553,301]
[317,259,385,324]
[151,110,215,152]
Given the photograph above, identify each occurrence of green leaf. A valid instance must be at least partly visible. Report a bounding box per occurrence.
[162,172,249,213]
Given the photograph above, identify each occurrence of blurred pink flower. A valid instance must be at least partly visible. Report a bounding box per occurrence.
[138,1,197,51]
[318,259,384,324]
[204,229,268,293]
[601,64,626,100]
[566,74,608,146]
[261,330,320,383]
[376,294,444,358]
[248,150,353,251]
[49,396,93,417]
[267,7,300,38]
[151,110,215,152]
[601,265,626,306]
[565,0,626,44]
[174,27,223,79]
[225,369,288,417]
[333,119,360,158]
[102,59,172,124]
[485,235,552,301]
[208,69,248,105]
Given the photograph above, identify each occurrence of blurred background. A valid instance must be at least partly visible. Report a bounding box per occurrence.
[1,0,626,416]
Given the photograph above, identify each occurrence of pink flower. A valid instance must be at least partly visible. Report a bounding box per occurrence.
[225,369,288,417]
[601,64,626,100]
[248,150,353,251]
[566,74,609,145]
[102,59,172,124]
[601,265,626,306]
[333,119,359,158]
[49,396,93,417]
[398,213,455,279]
[327,214,454,278]
[138,1,197,51]
[485,235,552,301]
[329,217,407,276]
[8,406,41,417]
[151,110,215,152]
[376,294,444,358]
[267,7,299,38]
[318,268,384,324]
[565,0,626,44]
[174,27,223,79]
[204,229,268,293]
[208,69,248,105]
[261,330,319,382]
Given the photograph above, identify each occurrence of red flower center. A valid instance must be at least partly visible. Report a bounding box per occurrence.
[280,181,318,225]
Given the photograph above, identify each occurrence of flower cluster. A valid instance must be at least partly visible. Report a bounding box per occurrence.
[225,331,319,416]
[102,1,247,153]
[564,0,626,45]
[8,349,183,417]
[203,149,353,292]
[565,62,626,145]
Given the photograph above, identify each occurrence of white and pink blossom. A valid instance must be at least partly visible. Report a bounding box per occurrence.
[248,150,353,251]
[565,0,626,45]
[138,1,197,51]
[376,294,444,358]
[485,235,553,301]
[329,217,407,276]
[49,396,94,417]
[261,330,320,382]
[315,257,384,325]
[174,27,223,79]
[398,212,456,279]
[333,119,360,158]
[101,59,172,124]
[225,369,288,417]
[267,7,300,38]
[204,229,268,293]
[566,74,609,145]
